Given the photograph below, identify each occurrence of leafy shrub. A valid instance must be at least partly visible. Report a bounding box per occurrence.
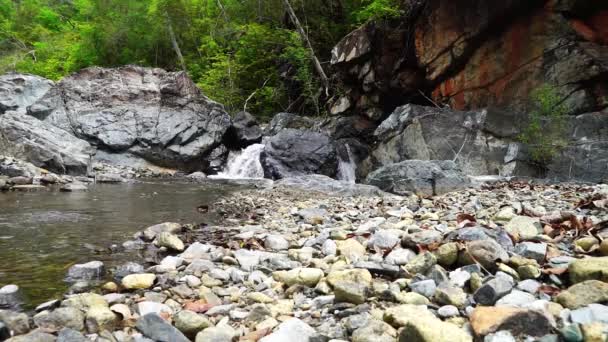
[518,84,569,164]
[354,0,401,24]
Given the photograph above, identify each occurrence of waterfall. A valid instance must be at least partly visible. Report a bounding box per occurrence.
[214,143,265,179]
[337,144,357,184]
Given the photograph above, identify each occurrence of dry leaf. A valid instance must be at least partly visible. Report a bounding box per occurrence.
[183,300,214,313]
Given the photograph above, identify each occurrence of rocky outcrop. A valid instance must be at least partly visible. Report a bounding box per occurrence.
[365,160,470,196]
[0,112,93,175]
[331,0,608,117]
[364,104,608,182]
[0,73,53,115]
[26,66,232,173]
[261,129,338,179]
[264,112,316,136]
[228,111,263,147]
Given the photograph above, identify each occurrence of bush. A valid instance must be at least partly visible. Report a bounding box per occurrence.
[353,0,402,24]
[518,84,569,164]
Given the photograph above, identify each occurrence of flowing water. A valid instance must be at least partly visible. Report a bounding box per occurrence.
[0,180,241,307]
[337,144,357,184]
[213,143,265,179]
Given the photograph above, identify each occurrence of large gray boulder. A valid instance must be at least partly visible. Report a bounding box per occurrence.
[367,104,533,178]
[261,129,338,179]
[27,66,232,173]
[0,112,93,175]
[264,112,316,136]
[365,160,471,196]
[229,111,262,147]
[0,73,53,115]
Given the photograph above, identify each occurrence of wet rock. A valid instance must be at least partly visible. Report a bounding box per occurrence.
[230,111,263,146]
[261,129,338,179]
[121,274,156,290]
[0,285,22,310]
[0,322,8,341]
[11,184,48,192]
[136,313,189,342]
[259,318,317,342]
[557,280,608,309]
[503,216,541,240]
[95,173,123,183]
[274,174,387,197]
[142,222,182,241]
[66,261,105,281]
[365,160,470,196]
[264,113,316,136]
[569,257,608,284]
[59,183,88,192]
[156,232,184,252]
[327,269,372,304]
[469,306,552,337]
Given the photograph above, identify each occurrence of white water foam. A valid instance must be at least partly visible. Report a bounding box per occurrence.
[212,143,265,179]
[337,144,357,184]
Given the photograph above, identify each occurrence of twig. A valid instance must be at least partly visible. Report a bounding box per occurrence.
[243,77,271,112]
[453,134,468,162]
[418,90,442,108]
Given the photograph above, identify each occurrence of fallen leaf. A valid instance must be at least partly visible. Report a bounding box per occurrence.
[239,328,271,341]
[538,284,562,296]
[183,300,214,313]
[542,267,568,275]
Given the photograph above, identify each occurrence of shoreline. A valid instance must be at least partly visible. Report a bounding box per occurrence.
[1,180,608,341]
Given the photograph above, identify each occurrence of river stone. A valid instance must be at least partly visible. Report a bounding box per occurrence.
[60,183,88,192]
[384,304,436,327]
[264,235,289,251]
[463,240,509,270]
[34,307,85,332]
[85,305,117,333]
[143,222,182,241]
[0,310,30,335]
[514,242,547,262]
[352,320,398,342]
[259,318,317,342]
[495,290,536,307]
[61,293,107,311]
[385,248,416,265]
[194,325,235,342]
[113,262,145,281]
[396,292,431,305]
[0,285,23,310]
[556,280,608,309]
[137,302,173,317]
[503,216,541,240]
[136,313,189,342]
[336,239,366,259]
[569,257,608,284]
[121,273,156,290]
[327,269,372,304]
[434,285,467,308]
[174,310,212,337]
[272,268,324,287]
[410,280,436,298]
[156,232,185,251]
[436,242,459,267]
[5,330,57,342]
[405,252,437,275]
[474,277,514,305]
[397,315,472,342]
[469,306,552,337]
[230,111,263,146]
[57,328,86,342]
[67,261,105,281]
[370,230,400,249]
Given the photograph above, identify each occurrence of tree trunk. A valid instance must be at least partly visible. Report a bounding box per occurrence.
[282,0,329,94]
[165,13,187,72]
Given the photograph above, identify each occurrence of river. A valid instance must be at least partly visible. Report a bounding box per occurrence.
[0,179,242,307]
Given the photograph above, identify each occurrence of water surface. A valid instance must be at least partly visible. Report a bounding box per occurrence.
[0,179,239,307]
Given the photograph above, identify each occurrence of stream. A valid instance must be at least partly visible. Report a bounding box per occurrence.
[0,179,242,307]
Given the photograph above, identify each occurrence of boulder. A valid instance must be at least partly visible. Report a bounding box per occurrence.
[556,280,608,309]
[66,261,105,282]
[0,73,53,115]
[229,111,262,147]
[264,112,315,136]
[27,66,232,173]
[0,112,93,175]
[136,313,189,342]
[261,129,338,179]
[365,160,470,196]
[274,174,387,197]
[0,285,23,310]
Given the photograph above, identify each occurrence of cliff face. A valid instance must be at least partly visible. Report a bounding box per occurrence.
[331,0,608,117]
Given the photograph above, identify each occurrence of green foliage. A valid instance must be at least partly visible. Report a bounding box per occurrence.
[0,0,392,119]
[518,85,569,165]
[354,0,401,24]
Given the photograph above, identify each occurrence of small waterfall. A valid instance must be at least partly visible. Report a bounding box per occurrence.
[337,144,357,184]
[214,144,265,179]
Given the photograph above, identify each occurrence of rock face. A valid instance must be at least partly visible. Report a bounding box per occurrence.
[365,160,470,196]
[26,66,231,173]
[0,112,93,175]
[331,0,608,117]
[0,73,53,115]
[261,129,338,179]
[228,111,263,147]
